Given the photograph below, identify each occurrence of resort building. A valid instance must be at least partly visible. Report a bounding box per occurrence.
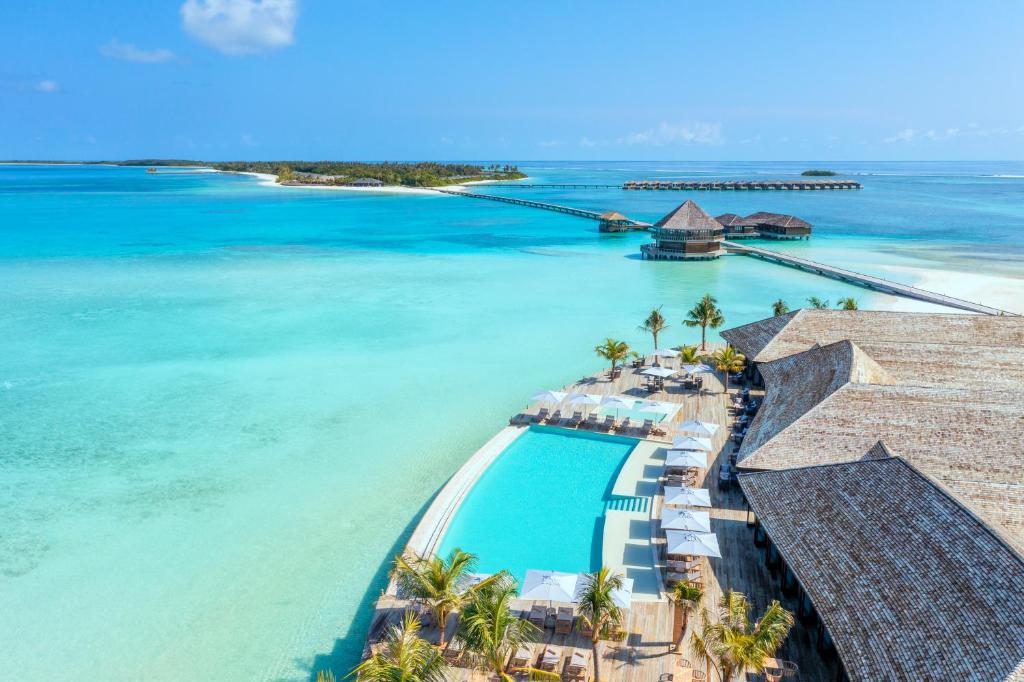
[640,199,725,260]
[349,177,384,187]
[597,210,634,232]
[719,310,1024,680]
[714,213,760,239]
[744,212,812,239]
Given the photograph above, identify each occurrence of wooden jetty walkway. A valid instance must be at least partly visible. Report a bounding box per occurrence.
[433,187,651,227]
[625,179,861,190]
[724,241,1016,315]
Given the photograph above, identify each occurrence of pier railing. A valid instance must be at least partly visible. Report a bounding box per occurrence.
[433,188,650,227]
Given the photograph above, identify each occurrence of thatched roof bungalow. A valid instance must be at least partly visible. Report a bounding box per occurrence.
[715,213,759,238]
[745,211,812,239]
[740,456,1024,681]
[598,210,635,232]
[640,199,725,260]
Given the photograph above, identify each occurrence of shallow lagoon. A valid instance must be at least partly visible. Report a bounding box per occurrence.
[1,162,1022,680]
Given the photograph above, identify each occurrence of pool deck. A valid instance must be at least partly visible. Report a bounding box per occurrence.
[361,349,835,680]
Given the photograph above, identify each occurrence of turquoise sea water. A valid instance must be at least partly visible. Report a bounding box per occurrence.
[1,162,1023,680]
[437,427,636,585]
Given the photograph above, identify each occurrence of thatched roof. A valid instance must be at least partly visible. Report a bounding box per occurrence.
[722,309,1024,388]
[745,211,812,229]
[715,213,756,228]
[740,456,1024,681]
[724,312,1024,552]
[654,200,723,232]
[599,211,629,222]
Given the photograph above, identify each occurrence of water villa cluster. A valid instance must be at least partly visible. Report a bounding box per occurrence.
[623,179,861,191]
[640,200,812,261]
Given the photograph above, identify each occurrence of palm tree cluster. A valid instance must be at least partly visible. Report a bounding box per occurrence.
[684,294,724,351]
[711,345,746,394]
[690,590,795,681]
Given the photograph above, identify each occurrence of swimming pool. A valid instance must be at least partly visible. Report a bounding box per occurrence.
[437,426,637,586]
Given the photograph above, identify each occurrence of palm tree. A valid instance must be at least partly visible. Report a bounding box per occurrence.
[678,344,702,364]
[689,591,795,681]
[457,573,541,682]
[349,612,449,682]
[711,345,746,395]
[638,307,669,354]
[806,296,829,309]
[392,548,500,648]
[576,567,625,682]
[671,581,704,650]
[836,296,858,310]
[594,338,631,379]
[771,299,789,317]
[684,294,724,351]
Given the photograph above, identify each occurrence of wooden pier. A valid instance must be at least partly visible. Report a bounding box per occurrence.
[433,188,650,228]
[724,241,1016,315]
[624,179,861,191]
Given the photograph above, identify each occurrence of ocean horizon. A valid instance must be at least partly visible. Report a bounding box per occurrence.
[2,160,1023,681]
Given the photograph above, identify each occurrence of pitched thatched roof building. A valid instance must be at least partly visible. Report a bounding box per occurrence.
[714,213,759,239]
[721,310,1024,680]
[745,211,812,239]
[598,210,634,232]
[640,199,725,260]
[741,457,1024,681]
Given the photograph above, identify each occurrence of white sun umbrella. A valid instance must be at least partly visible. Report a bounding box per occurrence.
[682,363,714,374]
[521,569,580,603]
[565,393,602,414]
[666,449,708,468]
[677,419,720,436]
[600,395,636,418]
[574,575,634,610]
[665,530,722,558]
[653,348,680,358]
[672,435,713,451]
[641,366,676,378]
[635,399,676,414]
[530,390,567,404]
[661,508,712,533]
[663,485,712,508]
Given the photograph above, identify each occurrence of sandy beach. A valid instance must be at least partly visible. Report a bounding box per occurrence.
[875,264,1024,315]
[224,171,525,195]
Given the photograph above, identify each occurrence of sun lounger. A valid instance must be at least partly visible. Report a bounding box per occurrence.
[583,413,599,429]
[546,410,562,424]
[564,651,588,680]
[555,606,574,634]
[641,419,654,434]
[528,604,547,629]
[443,637,465,662]
[533,408,550,424]
[600,415,615,431]
[509,644,533,670]
[539,647,561,671]
[566,411,583,428]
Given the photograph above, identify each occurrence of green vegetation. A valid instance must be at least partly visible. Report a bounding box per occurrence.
[801,169,837,176]
[711,345,746,394]
[836,296,859,310]
[15,159,527,187]
[638,307,669,353]
[457,574,542,682]
[678,344,702,363]
[806,296,830,309]
[350,612,449,682]
[690,590,795,681]
[594,338,631,378]
[213,160,526,187]
[771,299,790,317]
[392,548,501,648]
[684,294,725,351]
[575,567,626,682]
[671,581,705,647]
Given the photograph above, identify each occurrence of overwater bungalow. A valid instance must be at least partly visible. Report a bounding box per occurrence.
[714,213,760,239]
[744,211,812,239]
[597,210,633,232]
[640,199,725,260]
[712,310,1024,679]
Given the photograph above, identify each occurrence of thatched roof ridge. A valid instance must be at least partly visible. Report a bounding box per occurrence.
[599,211,629,221]
[714,213,756,228]
[736,337,1024,552]
[739,457,1024,681]
[745,211,812,229]
[654,200,723,232]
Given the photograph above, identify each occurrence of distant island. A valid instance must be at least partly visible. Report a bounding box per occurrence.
[800,169,837,176]
[2,159,527,188]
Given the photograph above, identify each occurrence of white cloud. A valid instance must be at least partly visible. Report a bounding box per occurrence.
[926,127,959,141]
[181,0,296,55]
[617,121,722,146]
[884,128,916,143]
[100,39,176,63]
[537,139,564,148]
[34,80,59,93]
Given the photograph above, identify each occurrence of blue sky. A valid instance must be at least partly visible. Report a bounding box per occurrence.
[3,1,1023,161]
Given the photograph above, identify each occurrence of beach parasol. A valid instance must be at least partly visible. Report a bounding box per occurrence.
[666,449,707,468]
[676,419,720,436]
[521,569,580,603]
[660,508,712,533]
[663,485,712,508]
[672,435,713,451]
[665,530,721,558]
